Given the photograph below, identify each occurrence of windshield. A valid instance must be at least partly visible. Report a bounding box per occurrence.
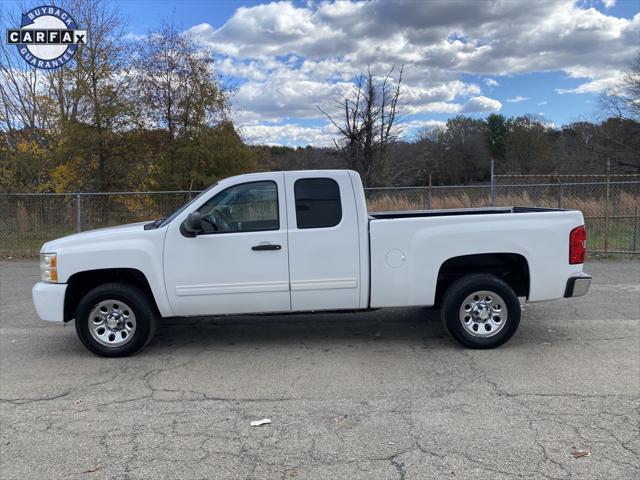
[158,184,218,228]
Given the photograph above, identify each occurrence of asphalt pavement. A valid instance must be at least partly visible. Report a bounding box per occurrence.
[1,259,639,479]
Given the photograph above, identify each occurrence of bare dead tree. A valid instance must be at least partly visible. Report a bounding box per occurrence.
[0,47,45,136]
[594,53,640,170]
[0,6,53,147]
[600,52,640,122]
[317,65,404,186]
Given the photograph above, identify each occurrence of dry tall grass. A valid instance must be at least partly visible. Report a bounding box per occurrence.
[367,191,639,217]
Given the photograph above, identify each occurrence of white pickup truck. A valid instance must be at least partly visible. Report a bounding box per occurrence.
[33,170,591,356]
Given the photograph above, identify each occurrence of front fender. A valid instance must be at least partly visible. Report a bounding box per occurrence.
[52,228,174,317]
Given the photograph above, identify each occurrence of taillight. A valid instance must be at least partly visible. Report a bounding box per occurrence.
[569,225,586,264]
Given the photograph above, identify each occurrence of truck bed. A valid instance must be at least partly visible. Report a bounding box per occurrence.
[369,206,565,220]
[367,205,585,308]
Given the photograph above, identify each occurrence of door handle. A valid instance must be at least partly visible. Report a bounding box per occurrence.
[251,244,282,251]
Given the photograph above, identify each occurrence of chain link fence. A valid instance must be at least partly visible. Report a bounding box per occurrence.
[0,191,194,258]
[1,177,639,257]
[492,174,639,254]
[366,175,639,254]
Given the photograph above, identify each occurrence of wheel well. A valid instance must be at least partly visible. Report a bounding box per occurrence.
[435,253,530,306]
[64,268,158,322]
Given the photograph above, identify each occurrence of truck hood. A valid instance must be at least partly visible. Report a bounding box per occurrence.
[41,222,151,253]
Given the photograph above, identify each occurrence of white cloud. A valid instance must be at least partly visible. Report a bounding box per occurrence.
[404,119,447,130]
[123,32,146,41]
[408,102,464,114]
[403,80,482,114]
[228,61,489,120]
[192,0,638,77]
[403,96,502,115]
[461,96,502,113]
[240,118,453,147]
[555,73,624,94]
[239,122,337,147]
[506,96,529,103]
[233,77,352,121]
[538,101,548,105]
[185,0,639,144]
[601,0,616,8]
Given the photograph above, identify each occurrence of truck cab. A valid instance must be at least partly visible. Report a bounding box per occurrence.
[164,170,369,315]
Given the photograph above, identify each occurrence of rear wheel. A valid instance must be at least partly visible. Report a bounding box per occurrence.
[441,274,520,349]
[75,282,157,357]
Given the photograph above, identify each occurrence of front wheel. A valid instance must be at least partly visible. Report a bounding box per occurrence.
[441,274,520,349]
[75,282,157,357]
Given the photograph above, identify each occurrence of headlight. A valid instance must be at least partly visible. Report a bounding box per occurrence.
[40,253,58,282]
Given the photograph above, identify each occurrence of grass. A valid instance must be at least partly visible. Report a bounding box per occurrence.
[366,191,640,254]
[367,191,639,216]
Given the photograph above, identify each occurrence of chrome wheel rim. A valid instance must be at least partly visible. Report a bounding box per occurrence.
[88,300,136,347]
[459,290,508,338]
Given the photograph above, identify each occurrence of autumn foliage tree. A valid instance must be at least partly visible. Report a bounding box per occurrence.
[0,0,254,193]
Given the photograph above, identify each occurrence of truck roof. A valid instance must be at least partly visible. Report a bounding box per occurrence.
[219,169,358,185]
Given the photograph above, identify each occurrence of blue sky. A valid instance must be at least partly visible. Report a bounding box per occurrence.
[67,1,640,144]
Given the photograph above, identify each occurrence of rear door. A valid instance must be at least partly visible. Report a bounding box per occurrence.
[284,171,361,310]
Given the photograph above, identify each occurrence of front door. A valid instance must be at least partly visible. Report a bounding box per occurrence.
[163,175,291,316]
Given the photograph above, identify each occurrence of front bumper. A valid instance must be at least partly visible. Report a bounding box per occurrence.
[32,282,67,322]
[564,272,592,298]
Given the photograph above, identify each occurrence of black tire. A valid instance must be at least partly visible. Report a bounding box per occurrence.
[75,282,157,357]
[440,274,520,349]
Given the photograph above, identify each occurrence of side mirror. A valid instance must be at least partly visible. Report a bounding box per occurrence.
[181,212,203,237]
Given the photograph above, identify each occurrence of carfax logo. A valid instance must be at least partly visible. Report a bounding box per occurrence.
[6,5,86,69]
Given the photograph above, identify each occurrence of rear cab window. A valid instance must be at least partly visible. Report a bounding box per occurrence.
[294,178,342,229]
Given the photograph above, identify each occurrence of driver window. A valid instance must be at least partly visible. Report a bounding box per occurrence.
[196,181,279,234]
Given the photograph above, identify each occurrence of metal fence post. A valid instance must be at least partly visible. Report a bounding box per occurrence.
[427,173,433,209]
[604,159,610,253]
[490,160,495,206]
[75,194,82,232]
[632,206,638,253]
[556,177,563,208]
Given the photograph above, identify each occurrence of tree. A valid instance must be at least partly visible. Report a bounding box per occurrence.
[134,21,233,190]
[601,53,640,122]
[415,125,445,142]
[62,0,136,191]
[136,21,227,137]
[505,115,553,174]
[595,54,640,171]
[318,66,404,186]
[0,0,140,192]
[43,0,135,129]
[484,113,508,162]
[0,7,54,147]
[433,116,490,183]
